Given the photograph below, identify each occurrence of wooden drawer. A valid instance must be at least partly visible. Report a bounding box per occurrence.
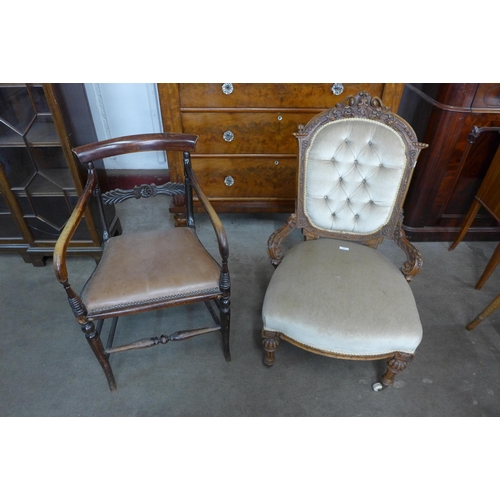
[179,83,385,109]
[182,111,318,154]
[192,157,297,199]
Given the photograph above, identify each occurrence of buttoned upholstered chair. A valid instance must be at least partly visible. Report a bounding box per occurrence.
[53,133,230,391]
[261,92,428,391]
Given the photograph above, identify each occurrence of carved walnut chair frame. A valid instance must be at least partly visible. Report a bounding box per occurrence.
[262,92,428,391]
[54,133,230,391]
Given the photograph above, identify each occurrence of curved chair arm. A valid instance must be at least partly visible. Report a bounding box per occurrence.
[267,214,297,268]
[72,133,198,163]
[54,166,97,284]
[394,226,423,282]
[185,162,229,264]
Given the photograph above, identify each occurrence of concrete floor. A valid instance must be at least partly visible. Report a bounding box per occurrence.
[1,197,499,416]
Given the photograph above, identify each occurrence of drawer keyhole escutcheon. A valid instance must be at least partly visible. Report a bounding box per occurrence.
[222,83,234,95]
[223,130,235,142]
[224,176,235,187]
[331,83,344,95]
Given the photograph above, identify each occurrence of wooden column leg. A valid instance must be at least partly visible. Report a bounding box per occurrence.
[373,352,414,391]
[82,321,117,391]
[449,199,481,250]
[466,293,500,330]
[476,241,500,290]
[262,330,280,367]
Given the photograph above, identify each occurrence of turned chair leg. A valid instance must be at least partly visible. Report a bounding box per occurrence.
[373,352,414,392]
[220,297,231,362]
[262,330,280,367]
[82,321,117,391]
[467,293,500,330]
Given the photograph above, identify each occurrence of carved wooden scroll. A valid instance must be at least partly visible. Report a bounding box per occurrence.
[102,182,185,205]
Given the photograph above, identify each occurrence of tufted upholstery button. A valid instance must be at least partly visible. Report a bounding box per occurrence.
[355,214,359,219]
[339,176,343,182]
[362,179,367,184]
[379,164,384,168]
[346,198,350,203]
[332,212,336,217]
[324,195,328,200]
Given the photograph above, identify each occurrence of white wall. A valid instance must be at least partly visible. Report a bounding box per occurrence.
[84,83,166,170]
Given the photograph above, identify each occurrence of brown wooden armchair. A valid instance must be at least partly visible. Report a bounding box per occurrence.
[54,133,230,390]
[261,92,428,391]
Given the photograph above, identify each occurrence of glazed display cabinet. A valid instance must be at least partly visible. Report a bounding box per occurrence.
[0,83,119,266]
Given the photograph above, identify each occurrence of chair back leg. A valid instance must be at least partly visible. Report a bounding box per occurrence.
[475,241,500,290]
[467,293,500,330]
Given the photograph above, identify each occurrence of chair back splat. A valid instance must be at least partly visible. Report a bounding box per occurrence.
[53,133,231,391]
[262,92,428,392]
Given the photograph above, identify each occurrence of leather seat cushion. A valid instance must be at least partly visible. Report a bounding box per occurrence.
[262,238,422,356]
[81,227,221,315]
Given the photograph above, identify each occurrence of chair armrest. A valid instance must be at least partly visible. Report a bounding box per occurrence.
[267,214,297,268]
[73,133,198,163]
[185,162,229,263]
[394,226,423,282]
[53,166,97,283]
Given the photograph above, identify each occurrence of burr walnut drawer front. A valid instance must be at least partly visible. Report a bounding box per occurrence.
[181,112,318,154]
[192,157,297,199]
[179,83,386,109]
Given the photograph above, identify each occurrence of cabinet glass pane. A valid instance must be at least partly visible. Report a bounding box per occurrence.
[0,147,36,188]
[25,114,59,146]
[0,86,36,135]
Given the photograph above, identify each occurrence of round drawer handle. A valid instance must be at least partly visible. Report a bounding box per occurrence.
[331,83,344,95]
[222,83,234,95]
[274,160,279,165]
[224,175,235,187]
[277,115,283,121]
[223,130,235,142]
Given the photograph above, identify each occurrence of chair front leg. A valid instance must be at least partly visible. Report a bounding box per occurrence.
[82,320,117,391]
[262,330,281,367]
[220,295,231,362]
[373,352,414,391]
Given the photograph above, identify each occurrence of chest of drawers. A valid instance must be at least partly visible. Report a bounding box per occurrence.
[158,83,404,222]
